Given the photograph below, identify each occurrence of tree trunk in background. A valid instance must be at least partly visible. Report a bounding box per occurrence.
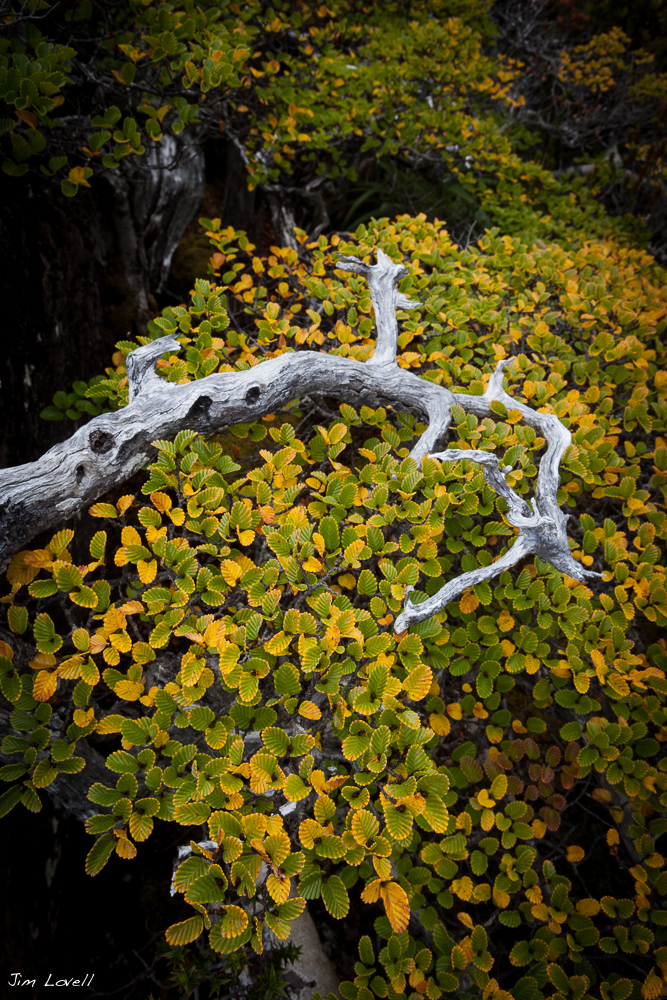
[0,137,206,469]
[0,175,120,468]
[222,138,273,248]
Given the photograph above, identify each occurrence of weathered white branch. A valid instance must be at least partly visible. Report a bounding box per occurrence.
[394,358,600,632]
[0,252,599,635]
[337,249,419,366]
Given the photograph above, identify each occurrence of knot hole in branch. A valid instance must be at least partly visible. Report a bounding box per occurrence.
[245,385,261,404]
[187,396,212,422]
[88,429,115,455]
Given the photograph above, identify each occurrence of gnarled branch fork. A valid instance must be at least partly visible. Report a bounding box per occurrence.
[0,248,598,628]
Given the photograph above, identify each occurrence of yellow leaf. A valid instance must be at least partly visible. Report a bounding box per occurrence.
[29,651,56,670]
[220,560,242,586]
[430,713,450,736]
[33,669,57,702]
[115,833,137,859]
[459,591,479,614]
[493,886,510,908]
[23,549,52,569]
[566,845,585,863]
[380,881,410,933]
[169,508,185,526]
[607,828,620,846]
[532,819,547,838]
[138,559,157,584]
[576,898,600,916]
[303,556,323,572]
[452,876,473,901]
[338,573,356,589]
[642,973,663,1000]
[116,494,134,516]
[373,856,392,879]
[114,679,144,701]
[89,635,107,655]
[360,878,382,904]
[57,655,84,679]
[6,551,40,586]
[497,610,515,632]
[267,871,291,904]
[265,631,292,655]
[298,700,321,720]
[73,708,95,727]
[119,601,144,614]
[238,529,254,546]
[121,526,141,547]
[447,702,462,720]
[403,664,432,702]
[150,491,172,513]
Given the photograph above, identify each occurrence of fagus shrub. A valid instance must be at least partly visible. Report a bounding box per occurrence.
[1,215,667,999]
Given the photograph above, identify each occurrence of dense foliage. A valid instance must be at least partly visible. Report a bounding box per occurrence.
[1,211,666,997]
[1,0,665,251]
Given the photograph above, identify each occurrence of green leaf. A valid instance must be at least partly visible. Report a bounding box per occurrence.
[165,915,204,946]
[274,663,301,696]
[33,613,62,654]
[85,834,115,876]
[88,783,123,807]
[322,875,349,919]
[32,760,58,787]
[106,751,139,774]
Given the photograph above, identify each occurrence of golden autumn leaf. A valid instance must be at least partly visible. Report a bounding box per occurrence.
[138,559,157,584]
[566,845,585,863]
[150,491,172,513]
[220,560,242,586]
[497,610,515,632]
[6,551,41,586]
[33,669,57,701]
[576,898,600,916]
[89,635,107,655]
[430,712,450,736]
[402,664,432,701]
[29,651,56,669]
[121,525,141,547]
[73,708,95,727]
[641,973,663,1000]
[459,590,479,614]
[115,833,137,859]
[298,700,321,720]
[116,494,134,516]
[532,819,547,838]
[114,679,144,701]
[380,881,410,933]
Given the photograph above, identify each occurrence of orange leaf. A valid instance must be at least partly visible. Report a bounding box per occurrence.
[33,669,57,701]
[459,591,479,615]
[380,882,410,933]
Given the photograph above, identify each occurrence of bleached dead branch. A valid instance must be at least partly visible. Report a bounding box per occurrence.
[0,249,598,629]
